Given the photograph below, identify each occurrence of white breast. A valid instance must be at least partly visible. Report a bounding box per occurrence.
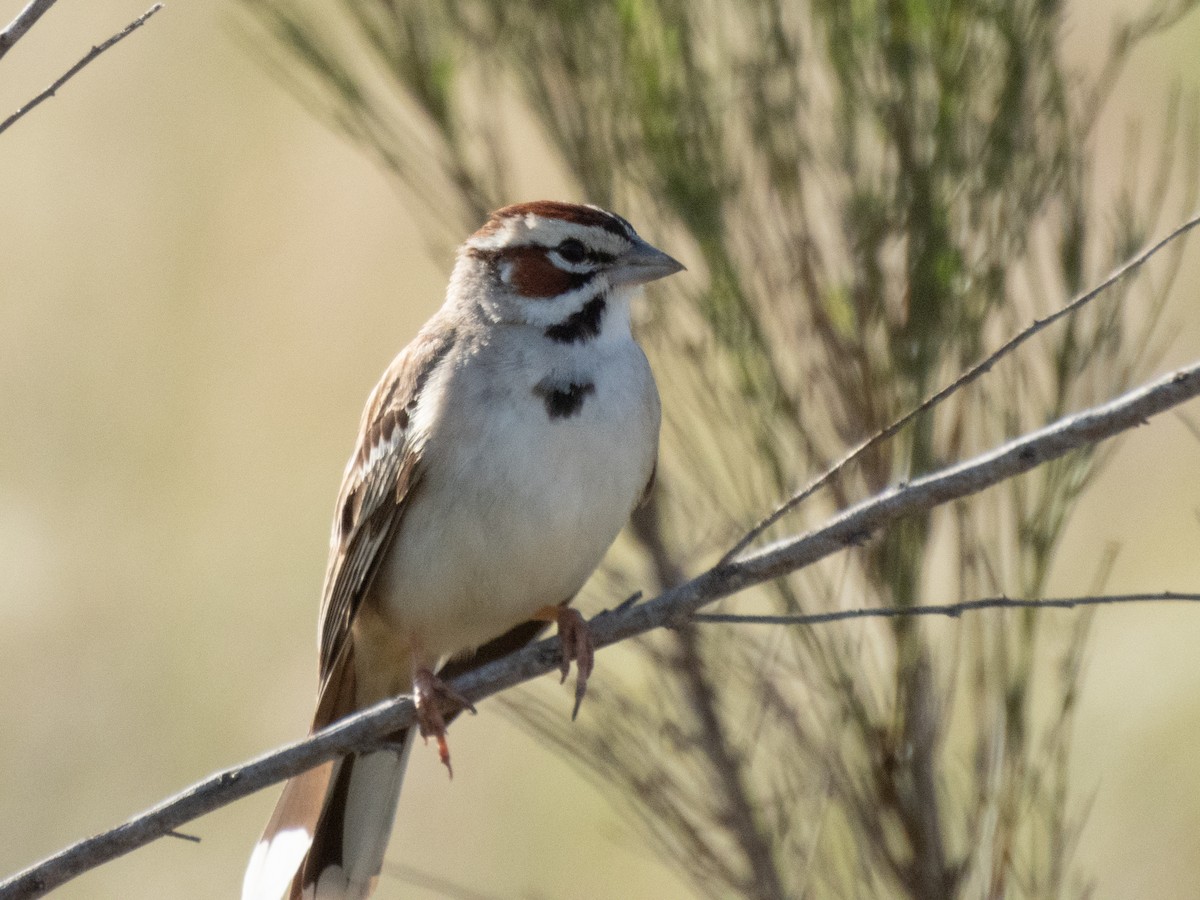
[373,296,659,661]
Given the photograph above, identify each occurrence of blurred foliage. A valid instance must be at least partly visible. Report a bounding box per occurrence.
[242,0,1199,897]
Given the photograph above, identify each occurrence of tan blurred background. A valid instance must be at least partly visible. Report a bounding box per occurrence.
[1,2,1199,898]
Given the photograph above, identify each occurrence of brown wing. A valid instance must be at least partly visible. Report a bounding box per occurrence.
[315,324,456,685]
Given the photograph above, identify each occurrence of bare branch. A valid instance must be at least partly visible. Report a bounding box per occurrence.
[4,357,1200,899]
[0,3,164,138]
[0,0,59,62]
[721,211,1200,564]
[691,592,1200,626]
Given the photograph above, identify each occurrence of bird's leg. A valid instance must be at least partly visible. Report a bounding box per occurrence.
[533,604,595,719]
[412,666,476,778]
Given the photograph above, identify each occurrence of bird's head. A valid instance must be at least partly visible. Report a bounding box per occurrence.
[452,201,684,333]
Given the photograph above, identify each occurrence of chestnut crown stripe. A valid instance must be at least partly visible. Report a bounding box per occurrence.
[475,200,633,240]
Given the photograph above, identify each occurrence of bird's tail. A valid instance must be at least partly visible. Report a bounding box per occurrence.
[243,649,414,900]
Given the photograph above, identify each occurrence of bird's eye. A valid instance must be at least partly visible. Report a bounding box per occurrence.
[556,238,588,264]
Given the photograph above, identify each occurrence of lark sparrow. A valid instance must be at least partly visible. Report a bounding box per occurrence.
[243,201,683,900]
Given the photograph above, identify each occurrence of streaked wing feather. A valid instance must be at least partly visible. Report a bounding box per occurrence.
[316,325,456,683]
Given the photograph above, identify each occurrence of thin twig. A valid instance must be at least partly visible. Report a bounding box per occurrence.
[720,211,1200,565]
[0,0,59,63]
[0,4,164,138]
[3,359,1200,900]
[690,592,1200,626]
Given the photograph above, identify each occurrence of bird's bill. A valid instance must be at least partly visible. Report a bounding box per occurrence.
[611,236,686,286]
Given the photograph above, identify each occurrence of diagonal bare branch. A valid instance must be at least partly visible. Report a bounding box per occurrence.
[4,357,1200,900]
[0,3,164,138]
[0,0,59,63]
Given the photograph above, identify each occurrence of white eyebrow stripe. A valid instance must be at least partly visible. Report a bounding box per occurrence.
[466,216,631,257]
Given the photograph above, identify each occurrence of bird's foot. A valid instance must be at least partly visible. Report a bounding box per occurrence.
[535,605,595,719]
[413,667,476,778]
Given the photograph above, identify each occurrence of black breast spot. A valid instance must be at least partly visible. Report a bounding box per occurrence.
[534,380,597,420]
